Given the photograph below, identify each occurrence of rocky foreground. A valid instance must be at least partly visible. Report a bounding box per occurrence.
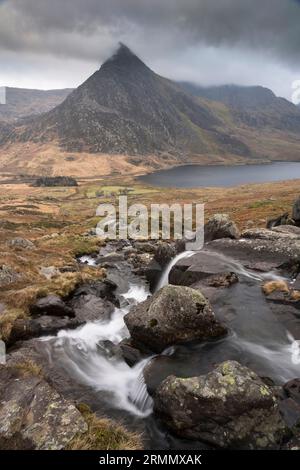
[1,199,300,449]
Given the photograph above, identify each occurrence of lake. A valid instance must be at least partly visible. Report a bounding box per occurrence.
[139,162,300,188]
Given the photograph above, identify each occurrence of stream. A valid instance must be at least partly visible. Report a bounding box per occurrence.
[39,247,300,449]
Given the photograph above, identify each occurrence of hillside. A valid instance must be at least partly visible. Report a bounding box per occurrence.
[0,87,72,122]
[179,83,300,131]
[1,45,300,176]
[1,45,250,158]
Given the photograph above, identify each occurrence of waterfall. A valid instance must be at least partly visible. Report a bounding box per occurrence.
[40,279,153,417]
[155,250,195,291]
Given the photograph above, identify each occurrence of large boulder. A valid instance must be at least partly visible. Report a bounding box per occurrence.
[169,250,238,287]
[0,365,87,450]
[206,229,300,273]
[30,295,74,317]
[8,316,82,346]
[124,285,227,353]
[69,294,114,322]
[292,197,300,224]
[204,214,240,243]
[154,361,287,449]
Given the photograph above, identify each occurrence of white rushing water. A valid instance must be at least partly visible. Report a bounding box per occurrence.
[43,247,299,419]
[79,255,97,266]
[42,279,153,417]
[155,250,195,291]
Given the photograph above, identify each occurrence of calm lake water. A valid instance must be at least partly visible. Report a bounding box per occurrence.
[139,162,300,188]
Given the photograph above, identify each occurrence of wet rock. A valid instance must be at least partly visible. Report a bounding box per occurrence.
[124,285,227,353]
[69,294,114,322]
[8,238,35,250]
[154,361,287,449]
[119,338,146,367]
[96,340,123,361]
[169,251,235,287]
[143,356,179,396]
[8,319,41,345]
[8,317,82,346]
[0,265,21,287]
[70,280,118,306]
[292,196,300,224]
[283,379,300,404]
[142,259,163,291]
[204,214,240,243]
[30,295,74,318]
[279,397,300,429]
[0,365,87,450]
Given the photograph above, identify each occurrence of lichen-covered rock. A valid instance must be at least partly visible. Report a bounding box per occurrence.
[0,265,21,287]
[124,285,227,353]
[154,361,287,449]
[0,366,87,450]
[205,214,240,242]
[8,238,35,250]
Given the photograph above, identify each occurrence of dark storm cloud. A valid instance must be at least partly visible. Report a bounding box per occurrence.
[1,0,300,98]
[1,0,300,64]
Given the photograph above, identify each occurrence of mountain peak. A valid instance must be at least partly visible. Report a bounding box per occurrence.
[101,43,146,69]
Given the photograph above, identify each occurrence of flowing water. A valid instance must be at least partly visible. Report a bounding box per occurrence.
[41,268,153,417]
[41,248,300,448]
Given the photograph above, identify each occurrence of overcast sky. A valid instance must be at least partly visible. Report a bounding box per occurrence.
[1,0,300,101]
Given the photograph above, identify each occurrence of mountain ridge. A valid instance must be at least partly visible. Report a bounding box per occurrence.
[0,87,73,122]
[1,44,300,176]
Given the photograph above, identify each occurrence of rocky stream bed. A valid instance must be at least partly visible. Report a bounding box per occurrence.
[1,209,300,450]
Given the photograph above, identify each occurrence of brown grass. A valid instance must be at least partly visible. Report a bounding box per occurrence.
[262,280,290,296]
[290,290,300,301]
[0,308,27,342]
[14,359,43,378]
[67,404,143,451]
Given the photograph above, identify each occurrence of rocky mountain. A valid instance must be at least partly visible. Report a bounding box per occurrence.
[2,44,300,176]
[0,87,73,122]
[179,83,300,132]
[0,44,250,157]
